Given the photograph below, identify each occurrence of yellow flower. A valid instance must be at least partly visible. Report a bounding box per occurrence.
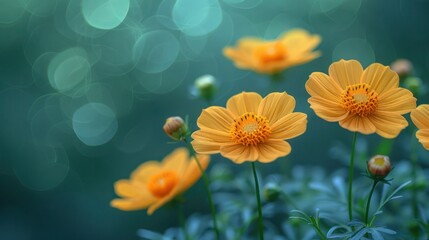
[191,92,307,163]
[111,148,210,215]
[305,59,416,138]
[223,29,321,75]
[411,104,429,150]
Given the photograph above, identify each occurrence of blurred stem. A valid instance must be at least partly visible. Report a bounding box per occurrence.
[410,128,419,219]
[178,201,190,240]
[251,162,264,240]
[348,132,358,221]
[183,139,220,240]
[365,180,378,226]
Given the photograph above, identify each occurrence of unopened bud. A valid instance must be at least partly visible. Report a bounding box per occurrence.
[263,182,281,202]
[403,76,425,97]
[163,116,188,141]
[195,75,217,102]
[391,59,413,79]
[368,155,391,178]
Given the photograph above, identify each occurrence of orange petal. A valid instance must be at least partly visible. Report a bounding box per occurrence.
[361,63,399,95]
[329,59,363,88]
[416,129,429,150]
[377,88,416,114]
[131,161,162,182]
[111,197,155,211]
[147,187,182,215]
[197,107,234,133]
[220,144,259,164]
[411,104,429,130]
[339,114,376,135]
[257,140,291,163]
[114,179,147,198]
[369,112,408,139]
[180,154,210,192]
[280,29,321,54]
[257,92,296,125]
[191,129,232,154]
[306,72,343,102]
[270,113,307,140]
[226,92,262,117]
[161,148,189,176]
[308,97,348,122]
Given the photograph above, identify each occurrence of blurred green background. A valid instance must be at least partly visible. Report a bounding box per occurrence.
[1,0,429,239]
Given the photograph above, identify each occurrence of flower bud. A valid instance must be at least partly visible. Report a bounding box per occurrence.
[194,75,217,102]
[163,116,188,141]
[403,76,425,97]
[368,155,391,178]
[390,59,413,79]
[263,182,281,202]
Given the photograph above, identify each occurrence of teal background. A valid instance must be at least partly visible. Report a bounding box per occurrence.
[1,0,429,239]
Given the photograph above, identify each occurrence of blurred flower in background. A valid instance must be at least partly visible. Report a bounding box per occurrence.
[411,104,429,150]
[223,29,321,75]
[111,148,210,215]
[306,59,416,138]
[192,92,307,163]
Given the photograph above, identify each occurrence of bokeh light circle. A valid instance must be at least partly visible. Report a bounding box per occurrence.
[332,38,375,67]
[82,0,130,30]
[72,103,118,146]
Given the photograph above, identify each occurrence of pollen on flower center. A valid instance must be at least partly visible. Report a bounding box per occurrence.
[230,112,271,146]
[255,42,287,64]
[341,83,378,117]
[147,170,179,198]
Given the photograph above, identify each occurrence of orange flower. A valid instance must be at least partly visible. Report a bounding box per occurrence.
[411,104,429,150]
[223,29,321,74]
[306,59,416,138]
[191,92,307,163]
[111,148,209,215]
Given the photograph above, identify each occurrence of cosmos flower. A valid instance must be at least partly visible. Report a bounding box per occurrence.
[306,59,416,138]
[111,148,209,215]
[223,29,321,75]
[411,104,429,150]
[191,92,307,163]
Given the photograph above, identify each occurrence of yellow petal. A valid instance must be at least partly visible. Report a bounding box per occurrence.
[197,107,234,133]
[131,161,162,182]
[223,47,253,69]
[306,72,343,102]
[280,29,321,54]
[377,88,416,114]
[227,92,262,117]
[257,140,291,163]
[361,63,399,95]
[114,179,147,198]
[180,154,210,192]
[161,147,189,176]
[339,114,376,135]
[329,59,363,88]
[416,129,429,150]
[270,113,307,139]
[257,92,296,125]
[191,129,231,154]
[220,144,259,164]
[111,198,154,211]
[308,97,349,122]
[369,112,408,139]
[147,187,182,215]
[411,104,429,130]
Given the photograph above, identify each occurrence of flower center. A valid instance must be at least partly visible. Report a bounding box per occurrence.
[230,112,271,146]
[254,42,287,64]
[147,170,179,198]
[341,83,378,117]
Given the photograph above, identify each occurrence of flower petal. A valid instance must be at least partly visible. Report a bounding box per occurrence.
[197,106,234,133]
[257,140,291,163]
[257,92,296,125]
[308,97,348,122]
[377,88,416,114]
[306,72,343,102]
[339,114,376,135]
[416,129,429,150]
[180,154,210,191]
[329,59,363,88]
[227,92,262,117]
[411,104,429,130]
[114,179,148,198]
[220,144,259,164]
[361,63,399,95]
[280,29,321,54]
[147,186,183,215]
[111,198,155,211]
[191,129,231,154]
[162,148,189,176]
[131,161,162,182]
[270,113,307,140]
[369,112,409,139]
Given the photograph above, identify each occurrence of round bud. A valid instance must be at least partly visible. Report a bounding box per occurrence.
[194,75,217,102]
[390,59,413,79]
[263,182,281,202]
[163,116,188,141]
[368,155,391,178]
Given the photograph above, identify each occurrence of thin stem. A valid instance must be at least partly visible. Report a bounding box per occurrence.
[251,162,264,240]
[313,224,328,240]
[365,180,378,226]
[348,132,358,221]
[178,202,190,240]
[183,139,220,240]
[410,129,419,219]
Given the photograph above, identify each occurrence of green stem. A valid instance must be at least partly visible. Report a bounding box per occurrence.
[251,162,264,240]
[183,139,220,240]
[178,202,190,240]
[410,129,419,219]
[365,180,378,226]
[348,132,358,221]
[313,224,328,240]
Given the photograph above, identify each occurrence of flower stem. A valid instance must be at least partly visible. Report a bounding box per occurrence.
[183,139,220,240]
[251,162,264,240]
[410,129,419,219]
[365,180,378,226]
[348,132,358,221]
[177,202,190,240]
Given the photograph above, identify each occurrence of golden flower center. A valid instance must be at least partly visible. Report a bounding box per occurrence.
[254,42,287,64]
[230,112,271,146]
[147,170,179,198]
[341,83,378,117]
